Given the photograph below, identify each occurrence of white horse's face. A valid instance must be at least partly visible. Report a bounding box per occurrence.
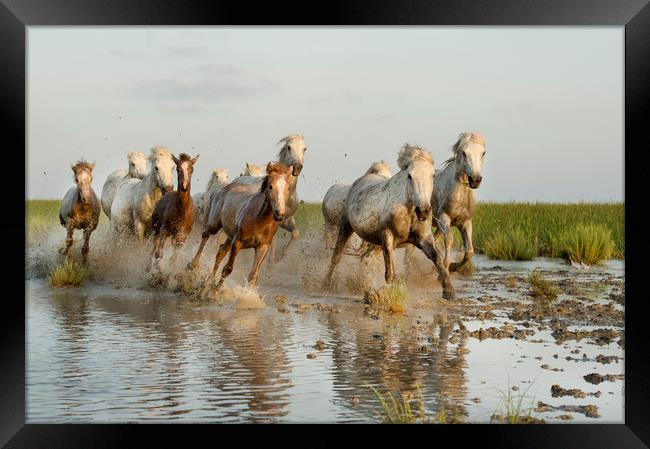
[458,141,486,189]
[215,169,229,184]
[151,154,176,193]
[281,137,307,176]
[406,159,434,221]
[128,152,149,179]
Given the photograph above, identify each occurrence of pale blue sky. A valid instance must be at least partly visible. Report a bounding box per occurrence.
[27,27,623,202]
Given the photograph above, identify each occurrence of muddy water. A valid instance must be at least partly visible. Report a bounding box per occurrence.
[26,241,624,424]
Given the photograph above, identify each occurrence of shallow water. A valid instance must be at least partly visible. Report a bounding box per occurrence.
[26,253,624,423]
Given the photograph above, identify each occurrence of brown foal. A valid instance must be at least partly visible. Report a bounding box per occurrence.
[148,153,199,271]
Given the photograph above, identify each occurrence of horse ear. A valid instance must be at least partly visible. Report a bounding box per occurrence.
[90,162,96,171]
[172,154,180,165]
[266,162,275,174]
[70,164,75,171]
[246,162,251,169]
[191,154,200,164]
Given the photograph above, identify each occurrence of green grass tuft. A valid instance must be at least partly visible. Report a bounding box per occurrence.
[364,279,407,314]
[368,385,429,424]
[555,223,615,265]
[48,259,90,287]
[482,227,538,261]
[491,381,539,424]
[528,270,559,300]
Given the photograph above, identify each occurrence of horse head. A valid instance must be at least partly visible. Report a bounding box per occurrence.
[71,160,95,205]
[127,152,149,179]
[277,134,307,176]
[149,146,176,194]
[453,132,486,189]
[398,144,434,221]
[172,153,200,192]
[261,162,294,222]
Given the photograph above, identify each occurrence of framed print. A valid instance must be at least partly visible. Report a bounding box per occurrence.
[5,0,650,447]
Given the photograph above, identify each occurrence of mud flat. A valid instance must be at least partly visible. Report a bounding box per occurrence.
[26,229,624,423]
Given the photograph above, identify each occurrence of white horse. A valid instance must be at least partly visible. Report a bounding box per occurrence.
[100,152,149,218]
[322,161,392,251]
[239,162,264,177]
[323,144,455,299]
[193,168,229,225]
[110,146,176,242]
[405,132,486,274]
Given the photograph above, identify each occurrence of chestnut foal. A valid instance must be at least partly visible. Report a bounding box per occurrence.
[148,153,199,271]
[204,162,293,290]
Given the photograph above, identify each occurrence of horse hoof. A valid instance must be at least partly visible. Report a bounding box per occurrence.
[442,288,456,300]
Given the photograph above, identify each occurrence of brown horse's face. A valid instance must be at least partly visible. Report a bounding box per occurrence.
[264,163,293,222]
[72,163,95,205]
[172,153,200,192]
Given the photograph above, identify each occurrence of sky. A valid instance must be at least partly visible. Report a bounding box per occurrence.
[27,27,623,203]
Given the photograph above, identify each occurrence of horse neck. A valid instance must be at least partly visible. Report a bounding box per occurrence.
[385,171,412,207]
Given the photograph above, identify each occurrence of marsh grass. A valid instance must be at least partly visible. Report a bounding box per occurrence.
[491,381,540,424]
[368,385,429,424]
[555,223,615,265]
[48,259,90,287]
[364,279,407,314]
[26,200,624,261]
[528,270,559,300]
[482,227,538,261]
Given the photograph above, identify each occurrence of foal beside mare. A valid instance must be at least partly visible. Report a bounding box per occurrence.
[58,160,101,264]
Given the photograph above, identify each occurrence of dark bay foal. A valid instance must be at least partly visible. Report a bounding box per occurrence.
[58,160,101,264]
[148,153,199,271]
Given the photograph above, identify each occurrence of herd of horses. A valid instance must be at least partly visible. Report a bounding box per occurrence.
[58,132,486,300]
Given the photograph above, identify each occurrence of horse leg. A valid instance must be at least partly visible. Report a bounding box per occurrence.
[275,216,299,261]
[403,244,415,277]
[248,243,270,287]
[146,231,160,272]
[381,231,396,284]
[134,220,146,244]
[438,214,453,273]
[210,236,233,280]
[81,228,92,265]
[450,221,474,273]
[413,233,456,300]
[59,222,75,257]
[216,239,242,289]
[323,217,354,289]
[187,220,220,270]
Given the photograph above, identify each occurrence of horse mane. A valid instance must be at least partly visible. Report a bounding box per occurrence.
[207,168,229,190]
[177,153,192,162]
[397,144,433,170]
[260,162,291,192]
[241,162,263,176]
[149,145,172,161]
[442,132,486,169]
[277,134,304,159]
[366,160,391,176]
[72,159,94,172]
[127,151,145,162]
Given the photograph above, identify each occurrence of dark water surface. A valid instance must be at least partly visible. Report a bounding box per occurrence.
[26,256,624,423]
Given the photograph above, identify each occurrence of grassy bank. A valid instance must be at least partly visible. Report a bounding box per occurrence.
[26,200,624,261]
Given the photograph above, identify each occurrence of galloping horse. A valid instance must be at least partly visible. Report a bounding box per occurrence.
[110,146,176,242]
[100,152,149,218]
[323,144,456,299]
[148,153,199,271]
[58,160,101,264]
[193,168,229,225]
[197,162,294,289]
[322,161,392,250]
[405,132,486,274]
[188,134,307,268]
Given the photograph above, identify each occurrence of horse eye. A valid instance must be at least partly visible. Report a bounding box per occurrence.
[269,185,273,190]
[408,174,412,180]
[287,145,291,151]
[155,167,159,171]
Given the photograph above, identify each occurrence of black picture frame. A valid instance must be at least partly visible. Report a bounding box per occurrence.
[6,0,650,447]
